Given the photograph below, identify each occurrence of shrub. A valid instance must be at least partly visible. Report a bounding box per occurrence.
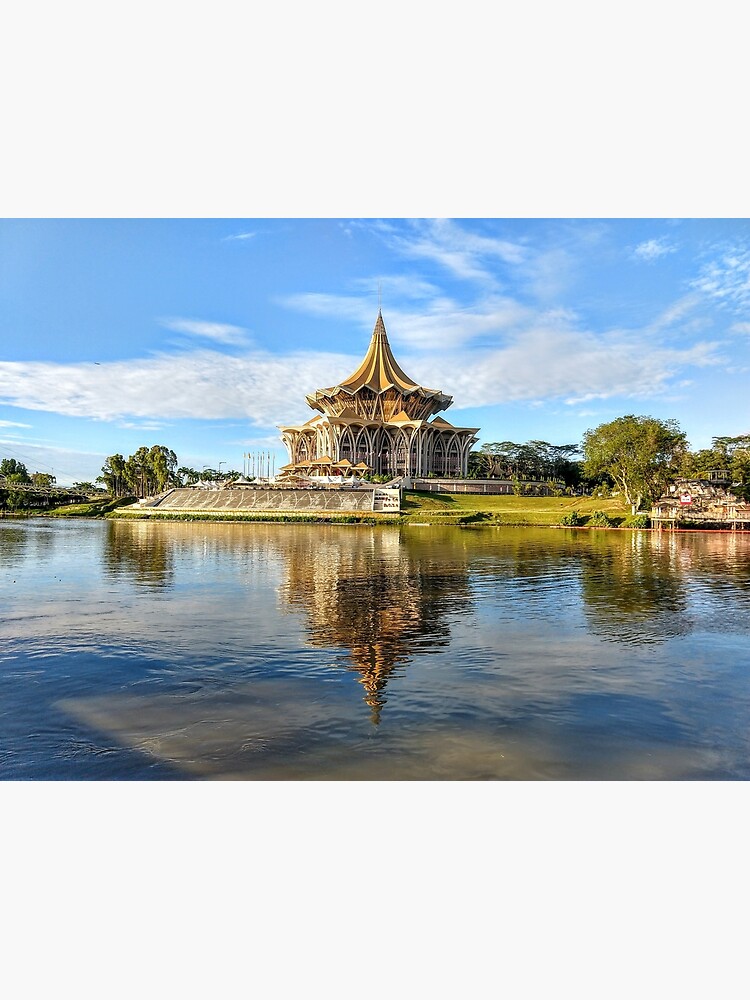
[624,513,650,528]
[587,510,614,527]
[559,510,583,526]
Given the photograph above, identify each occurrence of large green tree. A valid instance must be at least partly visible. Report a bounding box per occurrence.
[0,458,31,483]
[582,415,687,514]
[99,445,179,498]
[98,453,128,496]
[30,472,56,487]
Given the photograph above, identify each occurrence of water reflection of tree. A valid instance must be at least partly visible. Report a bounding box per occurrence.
[0,523,30,565]
[104,520,174,588]
[280,530,471,724]
[578,532,689,643]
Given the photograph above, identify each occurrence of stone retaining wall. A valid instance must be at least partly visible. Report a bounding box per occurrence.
[136,486,390,514]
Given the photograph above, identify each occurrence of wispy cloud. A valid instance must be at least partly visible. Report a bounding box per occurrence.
[633,238,677,262]
[279,294,372,326]
[233,435,286,448]
[390,297,531,349]
[281,290,531,350]
[518,247,575,302]
[646,293,702,334]
[350,274,441,302]
[118,421,169,431]
[730,321,750,336]
[417,326,722,411]
[375,219,527,283]
[0,349,354,428]
[0,419,31,428]
[0,323,723,431]
[691,247,750,311]
[222,231,257,242]
[159,317,250,347]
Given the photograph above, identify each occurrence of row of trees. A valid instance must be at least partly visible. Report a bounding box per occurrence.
[9,417,743,514]
[582,419,750,513]
[98,446,178,498]
[0,458,96,511]
[472,418,750,515]
[470,441,582,485]
[0,458,56,487]
[678,434,750,488]
[98,447,242,498]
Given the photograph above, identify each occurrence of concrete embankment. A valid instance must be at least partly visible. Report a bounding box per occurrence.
[112,486,401,521]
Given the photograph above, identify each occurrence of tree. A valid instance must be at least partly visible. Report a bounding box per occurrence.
[148,445,178,493]
[476,439,581,485]
[0,458,31,483]
[31,472,56,487]
[99,445,180,498]
[98,454,127,496]
[680,433,750,501]
[177,466,201,486]
[6,488,30,510]
[582,415,687,515]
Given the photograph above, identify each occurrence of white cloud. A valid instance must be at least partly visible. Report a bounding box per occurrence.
[692,248,750,311]
[388,296,531,349]
[376,219,527,283]
[0,262,727,435]
[280,291,531,349]
[0,419,31,428]
[731,321,750,335]
[0,321,722,431]
[159,317,250,346]
[234,435,287,448]
[279,293,372,326]
[0,349,354,428]
[519,247,575,302]
[351,274,441,301]
[416,327,722,411]
[646,294,701,333]
[118,421,169,431]
[633,238,677,262]
[222,231,257,242]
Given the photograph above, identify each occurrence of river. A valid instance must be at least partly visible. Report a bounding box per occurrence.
[2,517,749,779]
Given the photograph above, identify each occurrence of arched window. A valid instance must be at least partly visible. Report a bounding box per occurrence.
[432,437,446,476]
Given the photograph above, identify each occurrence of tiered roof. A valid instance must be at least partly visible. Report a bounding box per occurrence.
[305,311,453,419]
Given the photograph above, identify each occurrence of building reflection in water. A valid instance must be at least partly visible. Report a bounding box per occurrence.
[279,530,471,723]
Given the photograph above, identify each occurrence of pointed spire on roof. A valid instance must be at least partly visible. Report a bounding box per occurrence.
[337,311,423,394]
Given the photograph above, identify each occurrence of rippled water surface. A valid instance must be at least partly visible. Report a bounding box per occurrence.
[2,518,750,779]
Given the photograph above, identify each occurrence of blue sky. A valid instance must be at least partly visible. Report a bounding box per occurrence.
[1,217,749,485]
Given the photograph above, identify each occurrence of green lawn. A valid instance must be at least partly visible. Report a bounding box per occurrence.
[45,496,136,517]
[401,490,631,525]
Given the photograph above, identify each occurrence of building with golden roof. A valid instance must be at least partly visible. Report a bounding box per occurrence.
[279,311,479,477]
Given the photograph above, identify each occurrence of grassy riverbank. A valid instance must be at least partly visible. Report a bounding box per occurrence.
[39,490,636,527]
[45,496,137,517]
[399,491,633,526]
